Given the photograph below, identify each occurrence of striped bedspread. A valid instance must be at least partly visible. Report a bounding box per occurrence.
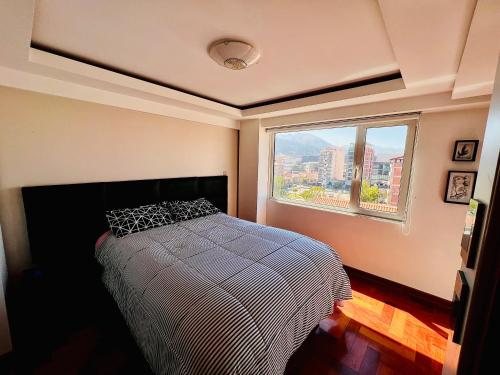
[96,213,351,375]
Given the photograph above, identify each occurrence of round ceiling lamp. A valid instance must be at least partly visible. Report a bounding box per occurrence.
[208,39,260,70]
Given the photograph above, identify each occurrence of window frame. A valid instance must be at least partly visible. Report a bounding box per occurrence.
[268,114,419,222]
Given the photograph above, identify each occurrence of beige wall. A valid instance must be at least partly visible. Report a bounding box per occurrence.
[238,119,260,222]
[263,108,487,300]
[0,86,238,276]
[256,125,270,224]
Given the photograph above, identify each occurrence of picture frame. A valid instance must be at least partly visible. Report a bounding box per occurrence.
[444,171,477,205]
[452,270,469,344]
[453,140,479,162]
[460,199,485,269]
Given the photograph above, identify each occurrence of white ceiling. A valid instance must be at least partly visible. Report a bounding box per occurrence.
[0,0,498,127]
[378,0,475,87]
[453,0,500,99]
[32,0,399,107]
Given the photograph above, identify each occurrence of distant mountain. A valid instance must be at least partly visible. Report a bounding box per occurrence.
[275,133,332,157]
[275,132,404,160]
[301,155,319,163]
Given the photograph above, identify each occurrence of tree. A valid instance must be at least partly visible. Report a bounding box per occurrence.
[300,186,325,200]
[360,180,380,203]
[286,192,303,200]
[273,176,285,198]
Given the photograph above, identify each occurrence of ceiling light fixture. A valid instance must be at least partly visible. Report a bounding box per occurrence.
[208,39,260,70]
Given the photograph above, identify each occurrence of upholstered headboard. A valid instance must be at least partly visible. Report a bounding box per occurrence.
[20,176,228,327]
[22,175,228,270]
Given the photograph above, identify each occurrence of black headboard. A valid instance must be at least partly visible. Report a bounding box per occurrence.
[20,175,227,345]
[22,175,228,271]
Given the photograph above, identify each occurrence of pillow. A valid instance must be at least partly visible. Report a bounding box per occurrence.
[164,198,219,222]
[196,198,220,215]
[106,204,175,238]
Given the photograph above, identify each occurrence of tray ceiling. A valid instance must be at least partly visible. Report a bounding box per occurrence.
[1,0,495,127]
[31,0,399,107]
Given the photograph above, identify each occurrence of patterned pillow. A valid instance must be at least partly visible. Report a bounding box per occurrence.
[106,204,175,238]
[164,198,220,222]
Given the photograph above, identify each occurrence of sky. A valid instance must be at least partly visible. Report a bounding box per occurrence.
[313,125,407,151]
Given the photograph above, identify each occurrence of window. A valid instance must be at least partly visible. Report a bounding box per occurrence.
[271,115,417,221]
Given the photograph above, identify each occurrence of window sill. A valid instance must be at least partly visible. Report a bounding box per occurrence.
[269,198,405,224]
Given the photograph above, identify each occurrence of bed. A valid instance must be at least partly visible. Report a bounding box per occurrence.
[22,176,351,375]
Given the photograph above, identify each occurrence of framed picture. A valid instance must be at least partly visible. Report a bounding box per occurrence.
[452,270,469,344]
[444,171,477,204]
[460,199,485,268]
[453,140,479,162]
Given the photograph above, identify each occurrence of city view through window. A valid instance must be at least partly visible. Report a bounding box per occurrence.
[272,125,408,215]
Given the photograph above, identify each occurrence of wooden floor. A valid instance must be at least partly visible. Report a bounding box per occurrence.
[3,273,452,375]
[285,276,452,375]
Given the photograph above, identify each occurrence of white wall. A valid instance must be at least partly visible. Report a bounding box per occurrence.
[0,86,239,277]
[258,108,487,300]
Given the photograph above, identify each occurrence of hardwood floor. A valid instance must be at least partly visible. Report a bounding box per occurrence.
[5,272,452,375]
[285,276,452,375]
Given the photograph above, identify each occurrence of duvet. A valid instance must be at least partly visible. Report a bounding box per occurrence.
[96,213,351,375]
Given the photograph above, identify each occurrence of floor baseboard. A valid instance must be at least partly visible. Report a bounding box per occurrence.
[344,265,453,313]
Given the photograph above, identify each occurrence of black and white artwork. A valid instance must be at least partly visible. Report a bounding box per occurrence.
[444,171,477,204]
[453,140,479,161]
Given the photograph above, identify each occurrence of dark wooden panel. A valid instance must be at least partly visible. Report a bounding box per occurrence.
[452,270,469,343]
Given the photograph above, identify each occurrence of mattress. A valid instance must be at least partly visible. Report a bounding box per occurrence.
[96,213,351,375]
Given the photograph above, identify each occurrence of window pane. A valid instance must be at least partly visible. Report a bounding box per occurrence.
[273,127,356,209]
[359,125,408,213]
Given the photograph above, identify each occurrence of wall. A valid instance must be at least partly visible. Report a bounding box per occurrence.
[238,119,271,224]
[0,86,239,277]
[264,108,488,300]
[256,125,270,224]
[238,119,260,222]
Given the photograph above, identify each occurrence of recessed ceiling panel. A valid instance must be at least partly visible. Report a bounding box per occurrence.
[378,0,476,89]
[453,0,500,98]
[32,0,399,107]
